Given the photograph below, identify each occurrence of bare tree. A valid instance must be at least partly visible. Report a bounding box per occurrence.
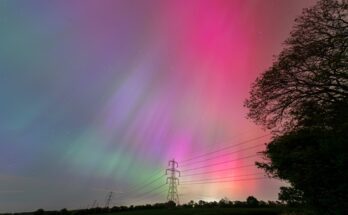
[245,0,348,133]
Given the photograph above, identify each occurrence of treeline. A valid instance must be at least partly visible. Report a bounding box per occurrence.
[2,196,288,215]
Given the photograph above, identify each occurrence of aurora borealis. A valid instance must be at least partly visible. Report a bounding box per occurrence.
[0,0,316,212]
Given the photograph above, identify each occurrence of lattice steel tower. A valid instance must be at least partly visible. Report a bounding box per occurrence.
[104,191,113,208]
[166,159,180,205]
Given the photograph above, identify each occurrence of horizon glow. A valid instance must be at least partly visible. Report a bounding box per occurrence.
[0,0,316,212]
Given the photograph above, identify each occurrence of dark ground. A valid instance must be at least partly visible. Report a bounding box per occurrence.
[105,208,285,215]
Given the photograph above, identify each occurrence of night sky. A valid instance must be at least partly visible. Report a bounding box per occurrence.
[0,0,316,212]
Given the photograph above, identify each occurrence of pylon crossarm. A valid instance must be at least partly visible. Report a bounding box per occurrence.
[166,159,180,205]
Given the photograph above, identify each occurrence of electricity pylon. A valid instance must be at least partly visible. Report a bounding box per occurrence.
[104,191,113,208]
[166,159,180,205]
[91,200,98,208]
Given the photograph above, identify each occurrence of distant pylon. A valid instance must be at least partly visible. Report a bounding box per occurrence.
[91,200,98,208]
[166,159,180,205]
[104,191,113,208]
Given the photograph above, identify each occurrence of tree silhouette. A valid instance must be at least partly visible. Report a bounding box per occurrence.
[245,0,348,133]
[166,200,176,208]
[34,209,45,215]
[246,196,259,208]
[278,186,305,207]
[59,209,69,215]
[246,0,348,214]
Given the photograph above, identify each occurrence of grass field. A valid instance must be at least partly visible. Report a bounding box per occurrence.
[106,208,286,215]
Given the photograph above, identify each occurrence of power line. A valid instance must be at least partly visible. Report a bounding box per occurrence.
[129,174,165,193]
[91,200,98,208]
[181,164,256,177]
[195,127,264,155]
[130,183,167,203]
[125,168,164,193]
[133,186,168,204]
[114,168,164,198]
[181,154,259,172]
[166,159,180,204]
[104,191,113,208]
[180,134,270,163]
[119,174,166,200]
[180,173,265,183]
[180,177,269,185]
[180,143,265,167]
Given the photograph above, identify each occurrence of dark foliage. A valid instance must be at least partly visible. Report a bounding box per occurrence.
[33,210,44,215]
[256,126,348,213]
[5,198,286,215]
[278,187,305,207]
[246,0,348,214]
[245,0,348,133]
[246,196,259,208]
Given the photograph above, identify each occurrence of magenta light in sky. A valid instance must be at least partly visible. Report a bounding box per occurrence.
[0,0,316,212]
